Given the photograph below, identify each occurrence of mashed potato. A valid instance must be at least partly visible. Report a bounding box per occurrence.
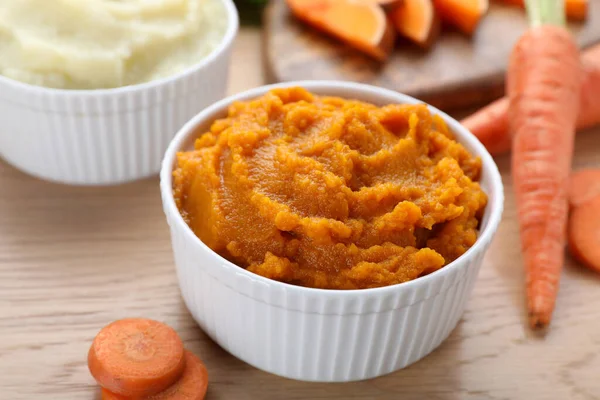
[0,0,227,89]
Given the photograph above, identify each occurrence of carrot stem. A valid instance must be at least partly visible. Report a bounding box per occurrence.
[525,0,566,27]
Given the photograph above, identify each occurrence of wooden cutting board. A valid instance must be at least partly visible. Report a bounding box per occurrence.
[264,0,600,110]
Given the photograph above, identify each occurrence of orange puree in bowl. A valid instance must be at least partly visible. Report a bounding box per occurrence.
[173,88,487,289]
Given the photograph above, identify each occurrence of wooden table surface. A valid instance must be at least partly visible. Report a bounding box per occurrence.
[2,28,600,400]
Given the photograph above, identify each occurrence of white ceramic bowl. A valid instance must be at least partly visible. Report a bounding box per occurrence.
[0,0,238,186]
[160,81,504,382]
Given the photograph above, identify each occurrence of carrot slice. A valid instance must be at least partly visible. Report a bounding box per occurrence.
[286,0,396,61]
[501,0,588,21]
[88,318,186,398]
[101,351,209,400]
[390,0,441,48]
[101,390,127,400]
[569,196,600,273]
[433,0,488,35]
[569,169,600,208]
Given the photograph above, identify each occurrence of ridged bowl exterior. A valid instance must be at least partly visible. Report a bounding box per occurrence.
[0,0,238,186]
[161,81,504,382]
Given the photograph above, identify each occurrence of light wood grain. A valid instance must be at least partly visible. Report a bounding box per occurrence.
[2,27,600,400]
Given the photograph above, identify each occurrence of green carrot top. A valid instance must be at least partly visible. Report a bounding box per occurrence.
[525,0,566,27]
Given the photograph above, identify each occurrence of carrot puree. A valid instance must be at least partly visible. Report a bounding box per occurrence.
[173,88,487,289]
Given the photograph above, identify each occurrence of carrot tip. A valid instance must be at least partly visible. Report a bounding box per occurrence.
[528,312,550,331]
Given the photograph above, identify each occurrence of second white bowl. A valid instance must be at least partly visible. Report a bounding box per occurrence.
[0,0,238,186]
[160,81,504,382]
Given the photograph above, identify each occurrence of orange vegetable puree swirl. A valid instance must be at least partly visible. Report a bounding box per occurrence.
[173,87,487,289]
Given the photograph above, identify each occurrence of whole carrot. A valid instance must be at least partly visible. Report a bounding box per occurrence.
[461,97,511,155]
[577,44,600,128]
[462,43,600,155]
[509,0,582,330]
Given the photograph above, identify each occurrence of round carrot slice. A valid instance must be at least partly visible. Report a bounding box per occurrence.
[147,351,208,400]
[568,196,600,273]
[88,318,186,398]
[100,389,127,400]
[101,351,209,400]
[569,169,600,208]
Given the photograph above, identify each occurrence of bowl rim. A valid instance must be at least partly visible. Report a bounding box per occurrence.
[160,80,505,297]
[0,0,239,96]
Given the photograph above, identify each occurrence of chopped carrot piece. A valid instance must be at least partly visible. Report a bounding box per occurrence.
[567,0,588,19]
[569,169,600,208]
[88,318,186,398]
[433,0,488,35]
[286,0,396,61]
[364,0,403,7]
[500,0,588,21]
[101,351,209,400]
[569,196,600,273]
[390,0,441,48]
